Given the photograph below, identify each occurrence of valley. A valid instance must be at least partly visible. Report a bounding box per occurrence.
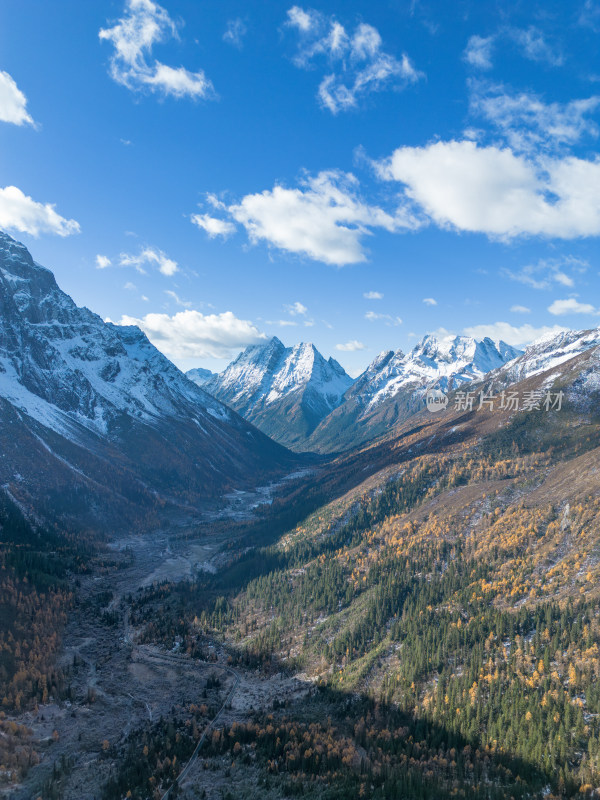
[6,348,600,798]
[4,515,313,800]
[3,2,600,798]
[2,235,600,799]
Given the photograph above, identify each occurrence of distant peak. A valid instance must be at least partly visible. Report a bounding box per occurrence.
[327,355,348,376]
[186,367,214,386]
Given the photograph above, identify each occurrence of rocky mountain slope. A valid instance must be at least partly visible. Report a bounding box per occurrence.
[0,232,295,533]
[304,334,522,452]
[197,337,353,449]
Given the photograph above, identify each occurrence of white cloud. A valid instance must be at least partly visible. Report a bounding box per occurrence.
[465,28,561,73]
[205,193,227,210]
[0,185,80,237]
[463,321,567,347]
[0,71,34,126]
[286,6,318,33]
[95,254,112,269]
[554,273,575,287]
[286,9,422,113]
[120,246,178,275]
[124,281,137,290]
[510,304,531,313]
[265,319,298,327]
[336,339,366,351]
[99,0,214,99]
[286,301,308,316]
[376,139,600,239]
[503,257,587,290]
[548,297,598,315]
[227,169,419,265]
[318,49,421,115]
[117,309,266,359]
[470,81,600,153]
[223,18,247,48]
[423,297,437,306]
[509,27,563,66]
[365,311,402,325]
[364,290,383,299]
[165,289,192,308]
[191,213,236,238]
[143,63,213,97]
[463,35,494,69]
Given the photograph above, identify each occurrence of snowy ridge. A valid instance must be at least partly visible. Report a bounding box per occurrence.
[303,334,523,453]
[201,337,353,416]
[0,231,240,443]
[358,335,522,409]
[490,327,600,385]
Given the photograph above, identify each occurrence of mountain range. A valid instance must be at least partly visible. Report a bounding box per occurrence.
[195,325,600,455]
[303,334,523,452]
[4,229,600,533]
[193,334,523,452]
[0,232,294,533]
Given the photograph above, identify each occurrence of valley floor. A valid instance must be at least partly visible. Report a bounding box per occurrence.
[3,528,313,800]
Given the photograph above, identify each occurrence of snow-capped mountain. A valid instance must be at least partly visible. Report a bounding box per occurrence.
[186,367,214,386]
[489,327,600,387]
[0,232,293,531]
[305,335,522,452]
[361,335,522,408]
[198,337,353,449]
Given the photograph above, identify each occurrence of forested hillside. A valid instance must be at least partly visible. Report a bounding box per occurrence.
[125,348,600,799]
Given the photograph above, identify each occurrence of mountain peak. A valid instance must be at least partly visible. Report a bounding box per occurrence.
[265,335,285,349]
[372,349,397,370]
[186,367,214,387]
[0,232,57,289]
[203,337,353,448]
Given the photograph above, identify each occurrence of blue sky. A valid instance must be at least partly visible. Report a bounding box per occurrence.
[1,0,599,376]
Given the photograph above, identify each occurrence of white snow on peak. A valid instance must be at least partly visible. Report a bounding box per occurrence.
[205,337,353,414]
[355,334,522,409]
[492,326,600,384]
